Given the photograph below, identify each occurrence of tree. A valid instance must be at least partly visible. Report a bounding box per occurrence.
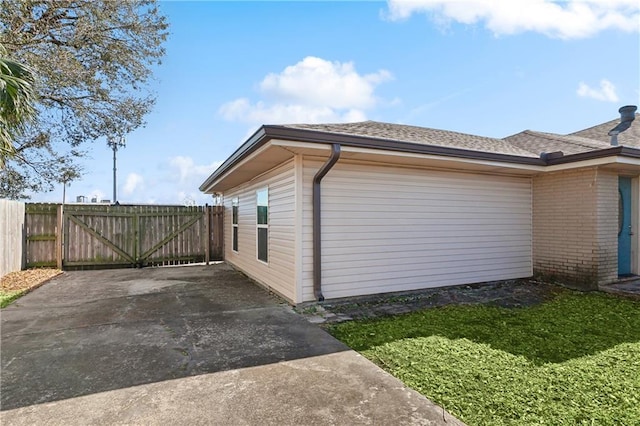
[0,0,168,198]
[58,165,81,203]
[0,44,37,168]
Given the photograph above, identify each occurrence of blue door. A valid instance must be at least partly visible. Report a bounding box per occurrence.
[618,177,632,276]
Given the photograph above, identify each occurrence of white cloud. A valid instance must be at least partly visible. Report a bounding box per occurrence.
[169,156,222,184]
[109,157,224,206]
[260,56,392,109]
[219,99,367,124]
[177,191,202,207]
[219,56,392,125]
[123,173,144,196]
[385,0,640,39]
[577,79,619,102]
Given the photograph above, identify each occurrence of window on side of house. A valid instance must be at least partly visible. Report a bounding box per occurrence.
[256,187,268,263]
[232,197,239,252]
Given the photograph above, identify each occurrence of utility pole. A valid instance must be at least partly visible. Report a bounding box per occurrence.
[107,136,126,204]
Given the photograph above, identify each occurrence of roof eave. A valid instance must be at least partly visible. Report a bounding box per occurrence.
[546,146,640,165]
[267,125,545,165]
[199,126,269,193]
[199,126,640,195]
[199,126,549,193]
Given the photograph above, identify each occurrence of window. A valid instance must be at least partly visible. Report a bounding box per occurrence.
[256,187,268,263]
[232,197,239,252]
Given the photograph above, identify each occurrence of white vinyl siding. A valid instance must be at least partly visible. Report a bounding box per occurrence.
[301,159,532,301]
[224,160,296,302]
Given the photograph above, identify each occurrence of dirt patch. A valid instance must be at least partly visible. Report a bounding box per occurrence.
[1,269,62,293]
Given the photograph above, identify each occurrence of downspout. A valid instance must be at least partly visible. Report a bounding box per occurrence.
[313,144,341,301]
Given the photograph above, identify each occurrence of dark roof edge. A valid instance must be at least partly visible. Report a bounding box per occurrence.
[199,126,640,193]
[267,126,545,164]
[199,126,268,192]
[546,146,640,165]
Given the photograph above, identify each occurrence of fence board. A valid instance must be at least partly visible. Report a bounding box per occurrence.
[24,203,223,270]
[25,203,57,268]
[209,205,224,260]
[1,199,26,277]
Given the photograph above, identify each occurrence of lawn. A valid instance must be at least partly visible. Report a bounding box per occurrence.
[327,291,640,425]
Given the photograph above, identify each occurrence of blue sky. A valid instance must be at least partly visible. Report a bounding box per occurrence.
[35,0,640,205]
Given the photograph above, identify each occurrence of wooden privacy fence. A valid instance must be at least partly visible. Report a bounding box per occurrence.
[1,199,26,276]
[25,204,224,270]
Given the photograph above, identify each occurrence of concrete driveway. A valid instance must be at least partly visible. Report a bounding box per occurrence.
[1,263,462,425]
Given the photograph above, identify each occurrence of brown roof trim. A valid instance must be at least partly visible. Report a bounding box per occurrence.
[545,146,640,165]
[199,126,268,191]
[268,125,543,162]
[199,125,546,192]
[199,125,640,192]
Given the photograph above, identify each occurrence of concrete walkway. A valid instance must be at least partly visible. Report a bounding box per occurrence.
[1,264,463,425]
[600,278,640,300]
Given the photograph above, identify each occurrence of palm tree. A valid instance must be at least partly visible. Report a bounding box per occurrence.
[0,44,37,168]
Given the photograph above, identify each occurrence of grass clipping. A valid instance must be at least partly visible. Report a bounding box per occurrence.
[1,269,62,308]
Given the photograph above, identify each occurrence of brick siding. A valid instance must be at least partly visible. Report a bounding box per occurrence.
[532,167,618,290]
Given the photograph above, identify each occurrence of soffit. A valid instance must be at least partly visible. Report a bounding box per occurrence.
[204,144,295,193]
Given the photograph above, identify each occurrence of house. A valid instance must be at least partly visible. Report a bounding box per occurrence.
[200,106,639,305]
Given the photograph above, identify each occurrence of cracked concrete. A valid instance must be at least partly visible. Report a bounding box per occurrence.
[0,263,463,425]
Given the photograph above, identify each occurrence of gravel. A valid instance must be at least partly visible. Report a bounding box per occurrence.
[1,269,62,293]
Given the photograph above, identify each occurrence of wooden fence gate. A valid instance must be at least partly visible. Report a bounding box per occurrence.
[26,204,224,270]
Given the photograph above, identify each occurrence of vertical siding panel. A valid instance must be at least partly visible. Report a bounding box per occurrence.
[294,155,305,304]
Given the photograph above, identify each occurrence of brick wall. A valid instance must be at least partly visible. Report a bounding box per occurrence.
[594,171,619,284]
[532,167,618,290]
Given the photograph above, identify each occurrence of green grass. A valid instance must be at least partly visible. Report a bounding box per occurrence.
[0,289,27,308]
[327,291,640,425]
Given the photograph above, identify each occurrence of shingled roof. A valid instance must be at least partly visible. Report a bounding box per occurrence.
[282,115,640,158]
[571,114,640,147]
[281,121,538,158]
[504,113,640,156]
[201,110,640,193]
[504,130,611,156]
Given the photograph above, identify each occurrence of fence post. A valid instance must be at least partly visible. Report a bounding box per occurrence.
[204,205,210,265]
[56,204,63,270]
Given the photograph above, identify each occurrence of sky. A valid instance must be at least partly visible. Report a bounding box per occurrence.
[33,0,640,205]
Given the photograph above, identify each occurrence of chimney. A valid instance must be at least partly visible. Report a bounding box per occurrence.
[608,105,637,146]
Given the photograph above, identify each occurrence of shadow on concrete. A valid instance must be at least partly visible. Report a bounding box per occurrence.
[0,264,348,410]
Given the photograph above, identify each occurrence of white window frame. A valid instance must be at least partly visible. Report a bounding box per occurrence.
[232,197,239,253]
[256,187,268,264]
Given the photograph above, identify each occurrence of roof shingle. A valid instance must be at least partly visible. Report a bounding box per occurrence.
[570,114,640,147]
[281,121,538,158]
[504,130,612,156]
